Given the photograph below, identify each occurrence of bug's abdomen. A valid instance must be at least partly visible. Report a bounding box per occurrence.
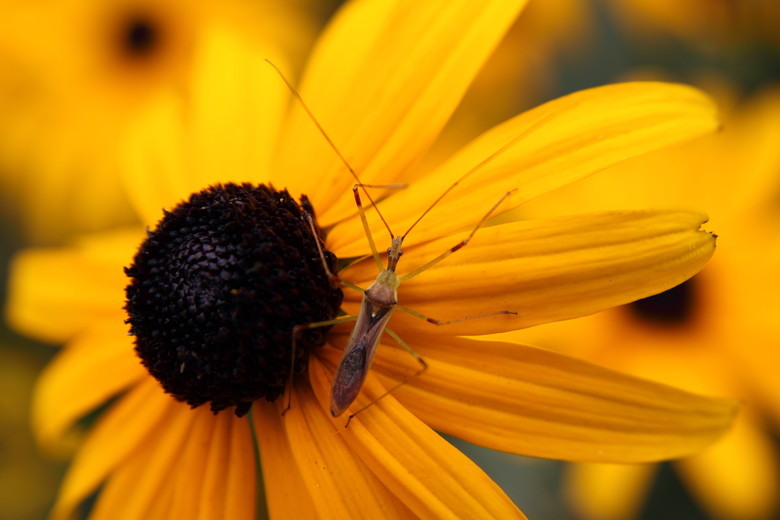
[330,342,369,416]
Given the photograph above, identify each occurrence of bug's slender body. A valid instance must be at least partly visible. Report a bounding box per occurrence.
[330,238,402,417]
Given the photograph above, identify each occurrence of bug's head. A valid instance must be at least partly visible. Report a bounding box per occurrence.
[386,236,404,271]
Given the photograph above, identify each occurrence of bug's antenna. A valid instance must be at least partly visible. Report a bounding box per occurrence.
[265,59,396,239]
[401,101,578,240]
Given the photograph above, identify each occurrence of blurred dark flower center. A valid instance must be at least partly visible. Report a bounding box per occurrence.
[124,183,343,416]
[121,15,159,58]
[628,278,697,326]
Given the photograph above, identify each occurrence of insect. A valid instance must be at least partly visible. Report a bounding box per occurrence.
[327,184,516,424]
[267,60,562,425]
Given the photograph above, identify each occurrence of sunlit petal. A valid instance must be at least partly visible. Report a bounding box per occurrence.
[312,348,526,519]
[273,0,528,224]
[253,401,318,520]
[258,371,411,518]
[329,82,718,256]
[216,413,258,519]
[86,402,201,520]
[50,379,176,520]
[165,410,257,520]
[342,210,714,335]
[350,335,738,463]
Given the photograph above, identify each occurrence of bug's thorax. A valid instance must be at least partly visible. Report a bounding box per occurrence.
[365,269,399,313]
[364,234,403,309]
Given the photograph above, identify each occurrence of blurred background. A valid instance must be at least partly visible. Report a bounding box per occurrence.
[1,0,778,519]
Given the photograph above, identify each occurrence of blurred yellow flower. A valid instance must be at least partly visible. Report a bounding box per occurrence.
[607,0,780,46]
[510,87,780,520]
[0,0,317,243]
[4,1,743,518]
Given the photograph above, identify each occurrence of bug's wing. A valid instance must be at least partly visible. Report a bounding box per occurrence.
[330,338,370,417]
[330,301,393,417]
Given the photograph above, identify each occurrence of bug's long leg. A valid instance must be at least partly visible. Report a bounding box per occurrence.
[304,212,339,287]
[399,189,516,282]
[356,183,408,190]
[339,279,365,294]
[266,59,399,243]
[395,304,516,325]
[307,222,365,293]
[283,315,359,415]
[353,185,385,271]
[344,327,427,427]
[385,328,427,369]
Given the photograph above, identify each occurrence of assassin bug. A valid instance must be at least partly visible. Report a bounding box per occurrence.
[327,185,516,424]
[267,61,566,425]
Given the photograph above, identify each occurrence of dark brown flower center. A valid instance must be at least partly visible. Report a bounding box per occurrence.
[628,277,696,326]
[122,16,158,57]
[125,183,343,416]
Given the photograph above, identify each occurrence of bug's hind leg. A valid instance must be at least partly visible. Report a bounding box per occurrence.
[395,304,517,326]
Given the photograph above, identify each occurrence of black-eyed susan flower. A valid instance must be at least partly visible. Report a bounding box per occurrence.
[511,87,780,520]
[6,1,739,518]
[0,0,316,243]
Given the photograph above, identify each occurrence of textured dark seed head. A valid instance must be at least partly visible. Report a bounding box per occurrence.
[125,183,343,416]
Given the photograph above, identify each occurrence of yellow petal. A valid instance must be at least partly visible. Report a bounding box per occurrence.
[50,379,176,520]
[517,87,780,229]
[730,320,780,426]
[564,463,658,520]
[311,347,526,519]
[32,321,146,450]
[162,410,257,520]
[718,89,780,220]
[329,82,719,256]
[342,210,715,335]
[162,404,217,520]
[257,373,412,518]
[214,413,258,520]
[86,404,202,520]
[120,99,187,224]
[5,229,141,343]
[188,27,288,187]
[362,335,737,463]
[253,400,319,520]
[677,409,780,520]
[121,28,290,225]
[145,486,175,520]
[273,0,528,224]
